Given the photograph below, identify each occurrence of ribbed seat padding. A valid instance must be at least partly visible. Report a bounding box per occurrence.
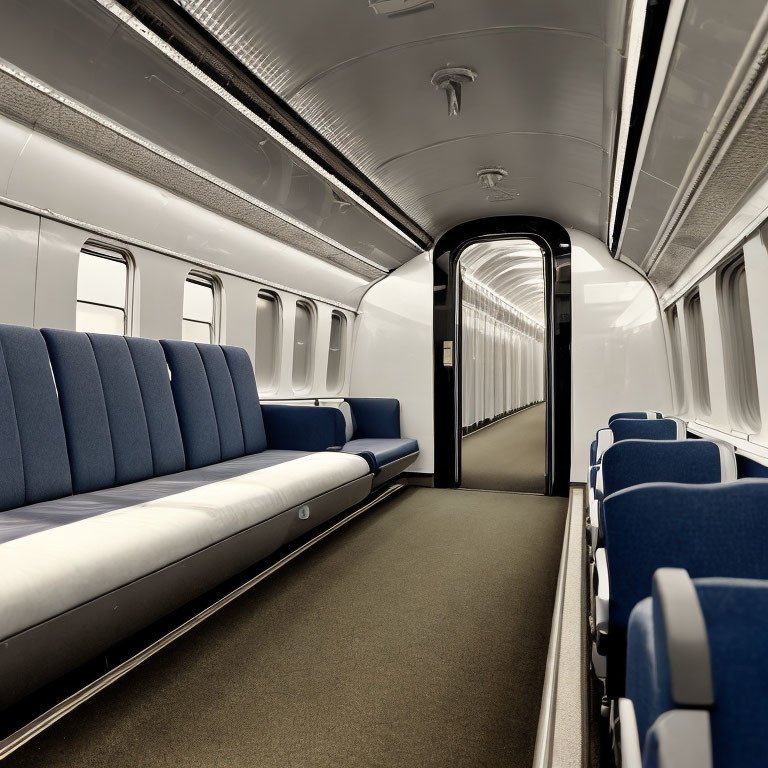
[221,345,268,454]
[161,340,268,469]
[42,329,117,495]
[124,337,186,477]
[42,329,188,494]
[88,333,155,486]
[0,325,72,510]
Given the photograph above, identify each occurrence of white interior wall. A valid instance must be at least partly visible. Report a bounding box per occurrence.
[570,229,673,482]
[0,202,357,401]
[349,253,434,474]
[0,114,370,308]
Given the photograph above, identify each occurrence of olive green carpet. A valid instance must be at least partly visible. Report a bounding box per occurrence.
[6,487,566,768]
[461,403,547,493]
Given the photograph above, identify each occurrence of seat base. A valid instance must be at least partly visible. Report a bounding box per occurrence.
[0,473,372,711]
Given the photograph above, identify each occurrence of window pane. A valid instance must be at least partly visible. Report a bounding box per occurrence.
[77,250,127,309]
[183,278,214,323]
[76,302,126,334]
[182,319,213,343]
[686,293,710,415]
[721,259,760,431]
[326,311,346,391]
[292,302,313,390]
[667,306,686,412]
[255,292,279,391]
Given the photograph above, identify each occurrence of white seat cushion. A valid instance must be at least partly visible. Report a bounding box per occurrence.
[0,451,370,640]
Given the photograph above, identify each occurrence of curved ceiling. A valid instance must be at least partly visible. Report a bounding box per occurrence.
[176,0,627,240]
[460,240,545,326]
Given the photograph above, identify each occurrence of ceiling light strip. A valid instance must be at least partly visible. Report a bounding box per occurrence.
[608,0,647,248]
[99,0,423,252]
[613,0,687,258]
[0,59,386,277]
[462,274,545,330]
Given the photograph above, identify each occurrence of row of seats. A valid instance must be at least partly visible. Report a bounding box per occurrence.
[585,410,768,767]
[0,323,418,710]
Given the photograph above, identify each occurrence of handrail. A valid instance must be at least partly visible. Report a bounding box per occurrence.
[532,487,576,768]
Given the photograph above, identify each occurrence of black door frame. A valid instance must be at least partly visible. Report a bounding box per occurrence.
[432,217,571,496]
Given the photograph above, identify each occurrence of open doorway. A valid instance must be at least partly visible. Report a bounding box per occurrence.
[459,240,547,493]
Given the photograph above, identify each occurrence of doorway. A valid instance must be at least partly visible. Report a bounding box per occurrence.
[459,240,547,493]
[432,217,571,496]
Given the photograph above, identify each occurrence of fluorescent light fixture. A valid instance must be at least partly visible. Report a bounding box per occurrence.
[462,274,545,331]
[609,0,648,250]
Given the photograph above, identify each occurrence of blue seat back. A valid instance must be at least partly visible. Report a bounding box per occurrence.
[41,328,187,494]
[608,411,661,424]
[601,439,728,499]
[602,480,768,695]
[161,340,267,469]
[627,577,768,764]
[609,418,682,442]
[0,324,72,510]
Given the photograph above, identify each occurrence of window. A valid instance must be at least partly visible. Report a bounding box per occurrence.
[182,273,217,343]
[685,291,710,415]
[666,305,686,412]
[719,256,760,432]
[292,300,314,391]
[326,311,347,391]
[255,291,280,392]
[76,245,130,334]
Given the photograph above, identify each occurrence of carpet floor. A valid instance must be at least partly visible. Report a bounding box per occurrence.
[461,403,547,493]
[6,487,566,768]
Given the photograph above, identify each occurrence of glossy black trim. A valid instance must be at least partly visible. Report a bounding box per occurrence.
[122,0,432,251]
[432,217,571,496]
[610,0,671,254]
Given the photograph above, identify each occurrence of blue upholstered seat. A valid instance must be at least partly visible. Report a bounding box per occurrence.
[0,324,413,709]
[624,573,768,766]
[342,438,418,467]
[608,411,662,424]
[600,480,768,695]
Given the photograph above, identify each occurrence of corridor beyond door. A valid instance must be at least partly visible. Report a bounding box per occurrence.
[459,240,547,493]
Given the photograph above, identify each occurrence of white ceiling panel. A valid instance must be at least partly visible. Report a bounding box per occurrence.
[177,0,626,240]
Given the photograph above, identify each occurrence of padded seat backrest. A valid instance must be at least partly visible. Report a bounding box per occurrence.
[594,418,684,463]
[42,329,186,493]
[627,577,768,763]
[0,324,72,510]
[602,480,768,695]
[161,340,267,469]
[601,439,734,499]
[608,411,662,424]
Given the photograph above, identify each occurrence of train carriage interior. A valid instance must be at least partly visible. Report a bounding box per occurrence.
[1,0,768,766]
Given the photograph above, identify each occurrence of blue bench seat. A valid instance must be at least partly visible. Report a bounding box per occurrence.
[0,325,384,710]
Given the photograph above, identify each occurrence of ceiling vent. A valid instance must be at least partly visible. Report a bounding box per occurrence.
[477,168,508,188]
[431,67,477,116]
[476,168,518,202]
[369,0,435,18]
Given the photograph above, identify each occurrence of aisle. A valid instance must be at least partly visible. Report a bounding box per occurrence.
[6,487,566,768]
[461,403,547,493]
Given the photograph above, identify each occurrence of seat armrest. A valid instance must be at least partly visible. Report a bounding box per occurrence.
[595,547,610,636]
[262,405,346,451]
[346,398,401,439]
[616,698,643,768]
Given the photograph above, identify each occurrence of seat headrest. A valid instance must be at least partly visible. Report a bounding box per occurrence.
[608,410,662,424]
[601,439,735,498]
